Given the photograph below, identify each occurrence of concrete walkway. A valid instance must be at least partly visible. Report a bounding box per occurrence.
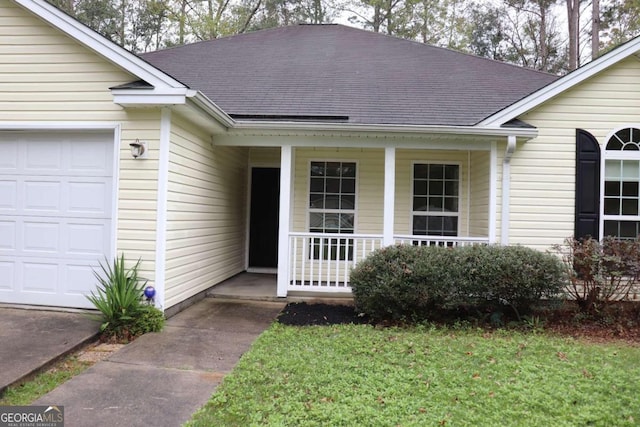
[0,307,99,394]
[33,299,285,427]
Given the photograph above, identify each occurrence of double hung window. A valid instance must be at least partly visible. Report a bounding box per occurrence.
[309,161,356,260]
[412,163,459,237]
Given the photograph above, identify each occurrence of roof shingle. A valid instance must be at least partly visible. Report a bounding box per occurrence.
[142,24,558,126]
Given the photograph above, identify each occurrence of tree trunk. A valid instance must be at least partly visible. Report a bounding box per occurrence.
[179,0,186,45]
[566,0,580,70]
[539,1,548,70]
[120,0,127,47]
[373,4,381,32]
[592,0,600,59]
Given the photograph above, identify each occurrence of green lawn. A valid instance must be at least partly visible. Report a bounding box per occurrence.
[186,323,640,426]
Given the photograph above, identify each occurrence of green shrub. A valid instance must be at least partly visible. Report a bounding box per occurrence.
[452,245,565,315]
[128,304,165,337]
[87,254,164,341]
[350,244,564,323]
[349,245,456,322]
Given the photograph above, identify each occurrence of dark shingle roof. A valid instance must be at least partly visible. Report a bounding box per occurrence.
[142,24,558,126]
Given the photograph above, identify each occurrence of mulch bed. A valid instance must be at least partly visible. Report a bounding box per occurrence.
[277,301,640,345]
[277,302,369,326]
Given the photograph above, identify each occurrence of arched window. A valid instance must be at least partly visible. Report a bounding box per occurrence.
[603,127,640,239]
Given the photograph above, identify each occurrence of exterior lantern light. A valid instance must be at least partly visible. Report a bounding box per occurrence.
[129,139,148,159]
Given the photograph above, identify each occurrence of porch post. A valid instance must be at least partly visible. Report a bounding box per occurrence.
[488,141,497,244]
[276,145,293,297]
[501,136,517,245]
[383,147,396,246]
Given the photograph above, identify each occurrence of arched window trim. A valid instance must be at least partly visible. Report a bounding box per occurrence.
[604,125,640,154]
[600,126,640,240]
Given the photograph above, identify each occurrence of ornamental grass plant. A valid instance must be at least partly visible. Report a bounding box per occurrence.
[87,254,164,342]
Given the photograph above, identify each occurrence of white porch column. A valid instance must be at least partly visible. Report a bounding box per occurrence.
[383,147,396,246]
[277,145,293,297]
[501,136,517,245]
[488,141,498,244]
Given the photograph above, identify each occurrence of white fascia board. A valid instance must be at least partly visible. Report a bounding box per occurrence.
[479,36,640,127]
[186,92,235,128]
[112,93,189,106]
[15,0,185,90]
[228,121,538,138]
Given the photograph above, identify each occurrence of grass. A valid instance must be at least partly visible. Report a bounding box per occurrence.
[0,354,93,406]
[187,323,640,426]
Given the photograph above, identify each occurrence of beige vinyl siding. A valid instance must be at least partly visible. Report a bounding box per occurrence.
[395,149,471,237]
[292,148,384,234]
[0,1,162,281]
[249,147,281,165]
[469,150,490,237]
[512,57,640,250]
[164,115,248,308]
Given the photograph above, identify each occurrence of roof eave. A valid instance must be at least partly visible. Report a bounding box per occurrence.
[479,35,640,127]
[228,120,538,139]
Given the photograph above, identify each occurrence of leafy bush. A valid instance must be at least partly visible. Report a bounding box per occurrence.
[349,245,455,322]
[350,244,564,323]
[87,254,164,341]
[554,237,640,312]
[452,245,565,315]
[128,304,165,337]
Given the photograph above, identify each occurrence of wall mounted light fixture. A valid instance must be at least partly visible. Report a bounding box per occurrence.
[129,139,148,159]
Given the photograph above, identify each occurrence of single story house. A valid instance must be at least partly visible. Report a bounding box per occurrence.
[1,0,639,311]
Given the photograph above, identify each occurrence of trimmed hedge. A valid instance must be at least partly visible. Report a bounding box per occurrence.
[350,244,564,323]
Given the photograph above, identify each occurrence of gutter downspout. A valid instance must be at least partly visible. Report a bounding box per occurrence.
[501,135,517,245]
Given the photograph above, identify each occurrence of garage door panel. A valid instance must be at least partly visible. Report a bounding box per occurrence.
[1,217,111,258]
[0,176,112,218]
[23,221,61,253]
[22,262,59,292]
[65,264,97,295]
[0,256,97,308]
[0,142,18,170]
[24,181,61,212]
[69,139,113,174]
[25,139,63,171]
[0,131,114,308]
[0,221,15,250]
[0,261,14,290]
[68,181,110,215]
[0,181,17,209]
[67,222,110,256]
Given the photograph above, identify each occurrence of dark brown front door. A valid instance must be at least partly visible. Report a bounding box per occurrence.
[248,168,280,268]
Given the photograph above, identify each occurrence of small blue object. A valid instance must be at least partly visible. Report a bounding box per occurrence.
[144,286,156,300]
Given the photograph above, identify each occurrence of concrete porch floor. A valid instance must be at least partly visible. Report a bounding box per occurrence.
[206,272,354,303]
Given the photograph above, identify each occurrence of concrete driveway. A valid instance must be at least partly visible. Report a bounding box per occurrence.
[0,307,100,394]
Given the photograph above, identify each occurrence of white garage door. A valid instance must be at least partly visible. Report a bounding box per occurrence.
[0,131,115,308]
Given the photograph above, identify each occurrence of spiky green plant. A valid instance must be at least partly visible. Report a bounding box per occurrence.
[87,254,146,337]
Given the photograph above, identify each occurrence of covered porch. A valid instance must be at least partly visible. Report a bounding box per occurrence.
[216,128,528,297]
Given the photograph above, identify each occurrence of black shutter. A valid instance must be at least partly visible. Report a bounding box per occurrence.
[575,129,601,239]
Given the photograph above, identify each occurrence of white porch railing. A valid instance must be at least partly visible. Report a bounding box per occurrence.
[287,233,489,293]
[288,233,383,293]
[394,235,490,247]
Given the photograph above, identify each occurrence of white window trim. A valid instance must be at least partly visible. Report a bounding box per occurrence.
[306,159,359,233]
[409,160,462,236]
[600,126,640,240]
